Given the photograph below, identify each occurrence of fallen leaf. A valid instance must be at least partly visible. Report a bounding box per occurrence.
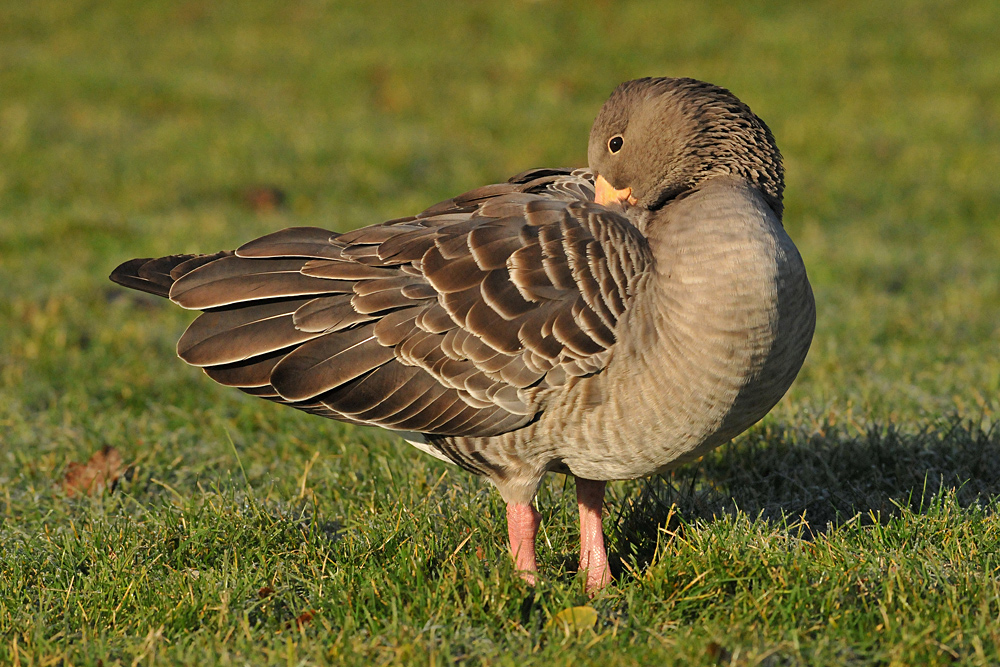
[293,610,316,628]
[258,586,275,599]
[705,641,732,664]
[241,185,286,212]
[63,446,124,497]
[369,65,413,113]
[547,605,598,635]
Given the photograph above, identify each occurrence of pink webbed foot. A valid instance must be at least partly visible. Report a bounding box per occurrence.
[506,501,541,584]
[576,477,612,592]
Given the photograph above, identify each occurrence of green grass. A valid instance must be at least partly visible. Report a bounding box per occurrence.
[2,0,1000,664]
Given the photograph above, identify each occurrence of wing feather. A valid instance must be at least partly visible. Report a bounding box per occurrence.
[123,168,650,443]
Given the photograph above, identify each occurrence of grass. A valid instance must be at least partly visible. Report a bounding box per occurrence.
[2,0,1000,664]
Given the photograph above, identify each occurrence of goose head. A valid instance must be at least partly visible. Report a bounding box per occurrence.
[587,77,785,220]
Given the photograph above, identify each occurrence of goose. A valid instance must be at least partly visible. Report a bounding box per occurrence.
[111,77,815,591]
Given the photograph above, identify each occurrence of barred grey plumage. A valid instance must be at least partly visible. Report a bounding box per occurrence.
[111,77,815,591]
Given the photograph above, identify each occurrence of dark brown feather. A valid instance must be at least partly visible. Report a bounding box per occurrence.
[109,257,175,298]
[271,325,395,402]
[111,167,652,447]
[203,348,288,387]
[235,227,341,258]
[170,256,348,309]
[422,247,486,294]
[293,295,376,333]
[108,253,231,298]
[319,363,424,416]
[300,260,393,280]
[351,286,422,314]
[169,252,236,280]
[177,298,318,366]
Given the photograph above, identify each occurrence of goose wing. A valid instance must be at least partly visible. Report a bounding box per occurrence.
[116,169,653,437]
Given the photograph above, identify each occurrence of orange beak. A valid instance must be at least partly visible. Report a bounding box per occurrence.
[594,174,635,207]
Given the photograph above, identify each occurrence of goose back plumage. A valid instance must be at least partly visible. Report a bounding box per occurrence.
[111,77,816,513]
[112,169,654,445]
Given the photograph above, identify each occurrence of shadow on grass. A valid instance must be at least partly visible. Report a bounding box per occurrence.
[610,418,1000,568]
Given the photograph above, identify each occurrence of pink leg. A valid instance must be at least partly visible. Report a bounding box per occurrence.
[506,502,541,584]
[577,477,611,592]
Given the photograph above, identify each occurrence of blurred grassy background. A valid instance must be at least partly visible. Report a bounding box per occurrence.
[1,1,999,664]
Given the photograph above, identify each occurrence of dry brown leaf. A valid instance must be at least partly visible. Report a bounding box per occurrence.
[63,446,124,497]
[293,610,316,629]
[705,641,732,664]
[241,186,286,212]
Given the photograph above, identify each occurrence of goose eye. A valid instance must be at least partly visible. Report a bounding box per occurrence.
[608,135,624,153]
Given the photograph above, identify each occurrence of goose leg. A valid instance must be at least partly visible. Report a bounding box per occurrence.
[506,502,541,583]
[576,477,611,591]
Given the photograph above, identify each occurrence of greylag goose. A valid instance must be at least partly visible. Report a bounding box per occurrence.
[111,77,815,591]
